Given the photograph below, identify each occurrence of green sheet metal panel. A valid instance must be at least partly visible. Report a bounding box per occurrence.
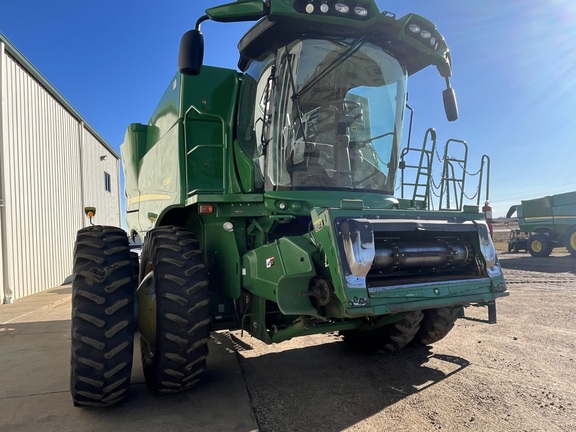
[552,191,576,214]
[522,196,553,218]
[519,191,576,233]
[181,67,240,197]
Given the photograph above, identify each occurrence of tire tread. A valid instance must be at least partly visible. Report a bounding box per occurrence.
[140,226,211,393]
[70,225,137,407]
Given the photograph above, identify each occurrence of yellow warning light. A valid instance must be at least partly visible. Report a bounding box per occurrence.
[84,207,96,226]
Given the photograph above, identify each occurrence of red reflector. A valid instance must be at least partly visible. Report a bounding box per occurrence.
[199,204,214,214]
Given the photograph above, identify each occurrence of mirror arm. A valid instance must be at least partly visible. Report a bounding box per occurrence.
[195,15,210,30]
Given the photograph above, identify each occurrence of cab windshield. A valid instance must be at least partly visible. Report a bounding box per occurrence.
[267,38,407,192]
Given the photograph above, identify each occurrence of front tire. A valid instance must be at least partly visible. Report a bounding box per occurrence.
[341,310,424,353]
[528,233,553,257]
[565,227,576,257]
[70,226,137,407]
[139,226,211,393]
[413,306,462,346]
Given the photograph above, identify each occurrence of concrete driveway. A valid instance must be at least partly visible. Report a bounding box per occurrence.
[0,286,258,432]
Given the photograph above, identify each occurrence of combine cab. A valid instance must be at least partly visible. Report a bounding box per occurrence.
[70,0,507,407]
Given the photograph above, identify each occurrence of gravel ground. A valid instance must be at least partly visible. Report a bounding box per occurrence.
[227,249,576,432]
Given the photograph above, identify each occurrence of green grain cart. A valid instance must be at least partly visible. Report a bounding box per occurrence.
[507,190,576,257]
[70,0,508,407]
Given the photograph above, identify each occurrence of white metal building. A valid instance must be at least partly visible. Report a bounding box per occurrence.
[0,32,121,304]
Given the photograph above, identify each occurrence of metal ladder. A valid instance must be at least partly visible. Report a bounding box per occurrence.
[400,132,491,211]
[399,128,437,209]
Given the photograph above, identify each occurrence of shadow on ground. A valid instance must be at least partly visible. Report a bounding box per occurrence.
[1,319,257,432]
[499,253,576,274]
[226,331,469,432]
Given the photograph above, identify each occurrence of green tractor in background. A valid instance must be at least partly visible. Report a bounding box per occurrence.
[70,0,507,407]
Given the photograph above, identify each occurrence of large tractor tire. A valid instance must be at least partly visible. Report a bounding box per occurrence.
[139,226,211,393]
[341,310,424,353]
[412,306,462,346]
[527,233,553,257]
[70,226,137,407]
[566,227,576,257]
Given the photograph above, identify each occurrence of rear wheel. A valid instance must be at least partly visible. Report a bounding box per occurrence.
[341,310,424,353]
[70,226,137,407]
[566,227,576,257]
[527,233,553,257]
[413,306,462,346]
[139,226,211,393]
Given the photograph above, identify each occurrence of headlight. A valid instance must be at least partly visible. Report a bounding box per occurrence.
[295,0,370,19]
[354,6,368,17]
[405,20,442,51]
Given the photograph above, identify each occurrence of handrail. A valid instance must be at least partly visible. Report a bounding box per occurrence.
[476,154,491,206]
[439,139,468,211]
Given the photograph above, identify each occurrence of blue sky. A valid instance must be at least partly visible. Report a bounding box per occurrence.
[1,0,575,217]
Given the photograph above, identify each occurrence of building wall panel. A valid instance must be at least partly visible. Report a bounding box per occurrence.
[0,39,121,302]
[81,129,121,227]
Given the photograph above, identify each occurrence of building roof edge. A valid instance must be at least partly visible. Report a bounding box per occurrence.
[0,32,119,159]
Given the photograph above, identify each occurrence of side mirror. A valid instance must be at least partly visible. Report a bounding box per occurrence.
[443,87,459,122]
[178,29,204,76]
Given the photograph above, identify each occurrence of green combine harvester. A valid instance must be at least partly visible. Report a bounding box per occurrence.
[507,190,576,257]
[70,0,508,407]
